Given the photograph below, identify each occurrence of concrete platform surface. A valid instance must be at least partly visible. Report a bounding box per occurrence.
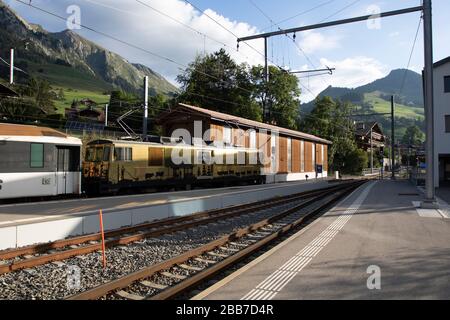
[198,180,450,300]
[0,179,329,226]
[0,179,333,250]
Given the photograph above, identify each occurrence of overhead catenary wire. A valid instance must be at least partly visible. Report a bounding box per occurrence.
[399,15,423,96]
[183,0,281,69]
[246,0,330,90]
[259,0,338,31]
[12,0,256,97]
[8,0,370,139]
[132,0,252,62]
[0,56,28,74]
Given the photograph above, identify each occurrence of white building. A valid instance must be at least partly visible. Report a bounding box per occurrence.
[433,56,450,187]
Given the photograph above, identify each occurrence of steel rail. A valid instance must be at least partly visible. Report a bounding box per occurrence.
[0,182,350,261]
[151,184,361,300]
[67,181,364,300]
[0,182,356,274]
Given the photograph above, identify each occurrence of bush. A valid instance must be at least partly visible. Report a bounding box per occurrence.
[344,149,368,175]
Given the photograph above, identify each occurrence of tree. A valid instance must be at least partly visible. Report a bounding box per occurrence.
[57,88,65,101]
[344,149,369,174]
[176,49,262,121]
[300,96,358,173]
[108,90,139,120]
[25,78,55,113]
[401,125,424,146]
[250,66,301,130]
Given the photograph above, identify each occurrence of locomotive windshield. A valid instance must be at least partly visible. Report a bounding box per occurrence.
[85,146,111,162]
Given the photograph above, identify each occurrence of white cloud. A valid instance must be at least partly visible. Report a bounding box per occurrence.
[298,56,388,102]
[8,0,266,85]
[297,31,341,54]
[389,31,400,37]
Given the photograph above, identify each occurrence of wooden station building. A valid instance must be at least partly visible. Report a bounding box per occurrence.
[157,103,332,183]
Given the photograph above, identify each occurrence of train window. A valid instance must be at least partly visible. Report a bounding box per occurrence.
[85,147,94,161]
[95,148,104,162]
[30,143,44,168]
[103,146,111,162]
[115,147,132,161]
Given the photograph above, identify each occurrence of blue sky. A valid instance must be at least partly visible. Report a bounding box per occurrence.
[3,0,450,101]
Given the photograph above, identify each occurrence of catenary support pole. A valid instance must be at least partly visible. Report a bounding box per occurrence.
[370,127,373,174]
[422,0,437,206]
[143,76,149,141]
[9,49,14,85]
[391,96,395,180]
[104,104,109,127]
[264,37,269,123]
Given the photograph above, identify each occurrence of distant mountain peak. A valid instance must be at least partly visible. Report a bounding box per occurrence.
[0,2,178,96]
[301,68,424,113]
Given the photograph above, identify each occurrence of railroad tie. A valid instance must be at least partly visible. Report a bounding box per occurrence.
[179,264,203,272]
[51,261,66,267]
[195,257,217,265]
[229,242,248,248]
[116,290,145,301]
[219,246,239,253]
[207,251,229,258]
[247,234,265,239]
[140,281,168,290]
[255,231,272,235]
[161,272,187,280]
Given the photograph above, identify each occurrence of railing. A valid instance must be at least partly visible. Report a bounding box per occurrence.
[362,168,382,176]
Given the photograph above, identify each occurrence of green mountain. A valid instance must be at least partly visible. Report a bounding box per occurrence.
[301,69,425,140]
[0,1,178,98]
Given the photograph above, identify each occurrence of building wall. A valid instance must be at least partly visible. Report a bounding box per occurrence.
[433,62,450,187]
[164,118,329,183]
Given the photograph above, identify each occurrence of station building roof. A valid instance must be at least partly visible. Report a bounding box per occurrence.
[0,83,19,98]
[159,103,332,145]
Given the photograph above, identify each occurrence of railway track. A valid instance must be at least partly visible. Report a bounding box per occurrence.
[0,182,354,276]
[66,180,365,300]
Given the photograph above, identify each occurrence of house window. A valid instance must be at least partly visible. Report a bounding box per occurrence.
[271,133,277,173]
[444,76,450,93]
[300,141,305,172]
[249,130,257,149]
[446,115,450,133]
[287,138,292,173]
[321,145,324,164]
[30,143,44,168]
[312,144,316,166]
[223,127,232,144]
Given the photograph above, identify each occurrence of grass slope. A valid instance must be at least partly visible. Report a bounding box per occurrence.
[364,92,424,120]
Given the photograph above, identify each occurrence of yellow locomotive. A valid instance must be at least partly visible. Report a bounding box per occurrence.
[82,137,264,194]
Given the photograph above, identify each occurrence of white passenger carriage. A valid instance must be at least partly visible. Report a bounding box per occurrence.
[0,123,82,200]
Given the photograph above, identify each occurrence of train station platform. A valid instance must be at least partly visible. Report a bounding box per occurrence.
[197,180,450,300]
[0,179,331,250]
